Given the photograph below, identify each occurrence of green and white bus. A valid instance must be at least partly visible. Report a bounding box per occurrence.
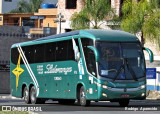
[10,29,153,106]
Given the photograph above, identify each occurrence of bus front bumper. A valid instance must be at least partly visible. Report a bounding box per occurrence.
[98,87,146,101]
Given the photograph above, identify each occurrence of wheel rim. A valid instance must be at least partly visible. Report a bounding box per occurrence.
[31,88,36,102]
[24,89,28,101]
[80,89,86,105]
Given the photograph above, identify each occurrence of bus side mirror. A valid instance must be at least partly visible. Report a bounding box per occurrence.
[143,47,154,63]
[87,46,99,62]
[72,38,80,61]
[75,46,80,61]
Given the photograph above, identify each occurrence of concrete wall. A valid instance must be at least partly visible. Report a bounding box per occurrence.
[0,72,10,93]
[0,25,56,93]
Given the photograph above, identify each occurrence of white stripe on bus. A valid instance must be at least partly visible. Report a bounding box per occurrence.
[17,45,39,87]
[17,45,39,96]
[17,45,38,87]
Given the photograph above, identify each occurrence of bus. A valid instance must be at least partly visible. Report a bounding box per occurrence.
[10,29,153,107]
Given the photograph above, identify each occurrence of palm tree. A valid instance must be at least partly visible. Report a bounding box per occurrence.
[10,0,44,13]
[30,0,44,12]
[70,0,114,30]
[121,0,160,47]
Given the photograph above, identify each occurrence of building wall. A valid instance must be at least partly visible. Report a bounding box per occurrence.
[57,0,121,33]
[111,0,121,16]
[57,0,84,33]
[0,0,2,13]
[58,0,84,20]
[0,72,10,94]
[43,15,57,27]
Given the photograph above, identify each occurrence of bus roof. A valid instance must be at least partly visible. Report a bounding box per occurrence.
[12,29,139,47]
[36,29,139,42]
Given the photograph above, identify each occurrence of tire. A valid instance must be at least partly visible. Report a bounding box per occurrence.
[30,86,45,104]
[78,86,90,106]
[23,87,31,104]
[119,100,129,107]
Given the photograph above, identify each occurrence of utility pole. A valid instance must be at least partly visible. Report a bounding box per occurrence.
[54,13,66,34]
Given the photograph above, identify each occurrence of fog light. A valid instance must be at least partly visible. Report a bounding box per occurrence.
[102,93,107,97]
[141,93,145,97]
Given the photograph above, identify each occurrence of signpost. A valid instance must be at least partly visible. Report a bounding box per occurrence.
[54,13,66,34]
[146,68,156,79]
[146,68,156,90]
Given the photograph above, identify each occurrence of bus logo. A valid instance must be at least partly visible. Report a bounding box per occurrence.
[12,55,24,90]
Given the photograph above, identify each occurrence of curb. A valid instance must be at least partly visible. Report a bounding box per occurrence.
[0,94,21,100]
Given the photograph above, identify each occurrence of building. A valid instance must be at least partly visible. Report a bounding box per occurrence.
[0,0,58,13]
[0,1,58,93]
[57,0,123,33]
[0,8,57,34]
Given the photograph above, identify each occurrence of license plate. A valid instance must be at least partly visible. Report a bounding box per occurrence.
[121,94,130,98]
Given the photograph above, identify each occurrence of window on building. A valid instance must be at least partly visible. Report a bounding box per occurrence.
[66,0,77,9]
[4,0,12,2]
[0,17,2,21]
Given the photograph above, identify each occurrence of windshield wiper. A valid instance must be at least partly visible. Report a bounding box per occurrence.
[112,58,138,81]
[125,59,138,81]
[112,64,125,81]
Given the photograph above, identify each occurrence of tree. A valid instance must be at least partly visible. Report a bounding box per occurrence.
[121,0,160,47]
[10,0,44,13]
[70,0,114,30]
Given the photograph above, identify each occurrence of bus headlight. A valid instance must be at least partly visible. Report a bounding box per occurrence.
[102,85,108,89]
[140,85,145,89]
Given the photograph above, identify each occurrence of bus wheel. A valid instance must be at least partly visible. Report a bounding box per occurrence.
[119,100,129,107]
[23,87,31,104]
[79,86,90,106]
[30,86,38,104]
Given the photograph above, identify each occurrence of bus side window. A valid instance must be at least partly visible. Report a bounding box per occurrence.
[25,45,35,63]
[56,40,68,61]
[45,42,56,62]
[86,48,97,76]
[67,40,75,60]
[11,48,19,65]
[35,44,45,63]
[81,38,96,76]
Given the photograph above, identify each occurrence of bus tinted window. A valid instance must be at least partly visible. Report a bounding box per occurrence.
[81,38,96,76]
[67,40,74,60]
[45,42,56,62]
[56,40,68,61]
[25,45,35,63]
[11,48,19,64]
[35,44,45,63]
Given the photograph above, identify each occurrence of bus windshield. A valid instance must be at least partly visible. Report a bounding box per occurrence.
[96,42,145,81]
